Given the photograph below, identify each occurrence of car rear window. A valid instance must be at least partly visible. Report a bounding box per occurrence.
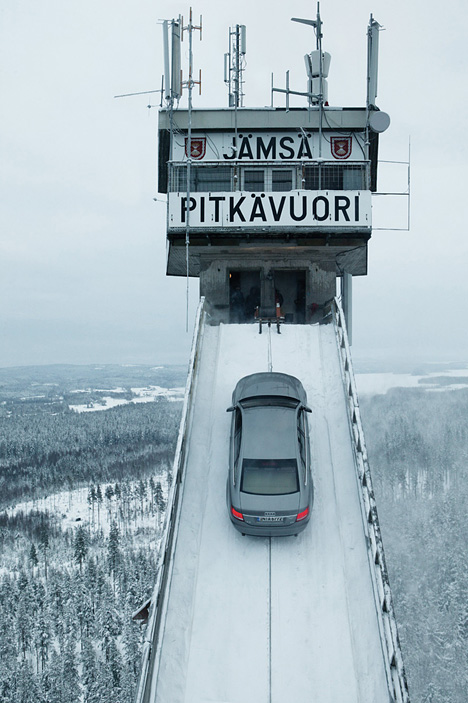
[240,396,299,409]
[241,459,299,495]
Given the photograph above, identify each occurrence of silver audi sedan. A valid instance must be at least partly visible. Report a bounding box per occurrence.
[226,372,313,536]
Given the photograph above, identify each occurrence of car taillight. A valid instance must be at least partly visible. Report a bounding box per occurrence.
[231,506,244,521]
[296,507,309,521]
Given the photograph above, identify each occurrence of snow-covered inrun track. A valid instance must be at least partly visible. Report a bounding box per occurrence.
[145,320,398,703]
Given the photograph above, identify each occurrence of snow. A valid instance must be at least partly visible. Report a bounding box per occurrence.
[130,386,184,400]
[69,397,130,412]
[6,476,169,538]
[69,385,184,412]
[7,485,92,528]
[355,368,468,396]
[426,383,468,393]
[355,372,423,396]
[151,323,390,703]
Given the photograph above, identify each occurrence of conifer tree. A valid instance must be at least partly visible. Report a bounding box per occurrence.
[96,484,103,525]
[0,579,18,701]
[107,637,122,689]
[38,520,50,580]
[155,481,166,528]
[81,636,100,703]
[155,482,165,512]
[120,596,141,701]
[105,484,114,521]
[34,609,50,674]
[138,479,146,515]
[42,648,63,703]
[61,632,79,702]
[16,572,33,661]
[16,659,39,703]
[74,525,88,572]
[107,521,121,588]
[148,476,156,514]
[28,543,38,571]
[88,484,97,518]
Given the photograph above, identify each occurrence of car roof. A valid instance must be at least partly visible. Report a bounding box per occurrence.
[241,405,298,459]
[232,372,307,405]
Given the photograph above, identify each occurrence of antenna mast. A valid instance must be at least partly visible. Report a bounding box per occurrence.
[181,8,202,331]
[291,3,327,159]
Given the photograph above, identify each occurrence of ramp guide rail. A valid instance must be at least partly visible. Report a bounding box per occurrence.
[332,297,410,703]
[135,298,206,703]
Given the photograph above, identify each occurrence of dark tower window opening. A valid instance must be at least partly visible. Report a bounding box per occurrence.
[229,270,261,323]
[273,270,307,323]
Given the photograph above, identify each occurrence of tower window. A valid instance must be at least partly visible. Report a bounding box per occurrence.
[272,169,293,191]
[244,169,265,191]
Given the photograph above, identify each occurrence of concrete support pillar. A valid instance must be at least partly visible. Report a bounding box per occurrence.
[342,272,352,345]
[262,270,276,312]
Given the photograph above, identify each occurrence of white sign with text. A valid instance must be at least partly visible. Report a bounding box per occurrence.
[168,190,371,229]
[175,132,364,163]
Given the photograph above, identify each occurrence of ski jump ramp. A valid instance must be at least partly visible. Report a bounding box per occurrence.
[137,300,409,703]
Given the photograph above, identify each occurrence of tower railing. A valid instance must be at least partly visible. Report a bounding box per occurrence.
[331,297,410,703]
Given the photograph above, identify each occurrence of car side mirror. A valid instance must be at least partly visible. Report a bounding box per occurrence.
[303,406,312,413]
[226,406,235,412]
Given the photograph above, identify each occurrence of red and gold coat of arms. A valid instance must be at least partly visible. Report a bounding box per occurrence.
[185,137,207,160]
[330,136,352,160]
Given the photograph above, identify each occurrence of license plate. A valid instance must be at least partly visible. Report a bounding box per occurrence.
[257,516,284,523]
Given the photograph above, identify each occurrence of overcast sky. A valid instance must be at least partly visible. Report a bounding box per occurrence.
[1,0,467,367]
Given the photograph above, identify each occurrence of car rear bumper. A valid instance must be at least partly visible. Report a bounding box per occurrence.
[229,513,310,537]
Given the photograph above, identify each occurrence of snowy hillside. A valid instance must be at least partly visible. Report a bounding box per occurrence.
[1,362,467,703]
[0,364,183,702]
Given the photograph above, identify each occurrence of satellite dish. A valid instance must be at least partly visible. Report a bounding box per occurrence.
[369,111,390,133]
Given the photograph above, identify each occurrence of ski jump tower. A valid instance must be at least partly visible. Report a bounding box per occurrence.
[135,10,410,703]
[158,7,390,336]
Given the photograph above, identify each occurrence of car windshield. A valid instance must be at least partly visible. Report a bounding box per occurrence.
[241,459,299,495]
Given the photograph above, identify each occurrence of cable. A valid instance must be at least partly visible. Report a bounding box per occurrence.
[267,325,273,373]
[321,111,367,159]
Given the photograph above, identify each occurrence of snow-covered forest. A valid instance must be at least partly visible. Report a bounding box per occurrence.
[1,364,467,702]
[360,385,468,703]
[0,365,184,702]
[0,364,185,506]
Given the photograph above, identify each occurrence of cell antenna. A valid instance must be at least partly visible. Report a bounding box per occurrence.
[162,17,182,108]
[367,14,382,108]
[224,25,246,107]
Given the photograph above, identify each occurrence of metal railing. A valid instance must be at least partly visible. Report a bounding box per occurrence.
[331,297,410,703]
[135,298,206,703]
[168,161,369,193]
